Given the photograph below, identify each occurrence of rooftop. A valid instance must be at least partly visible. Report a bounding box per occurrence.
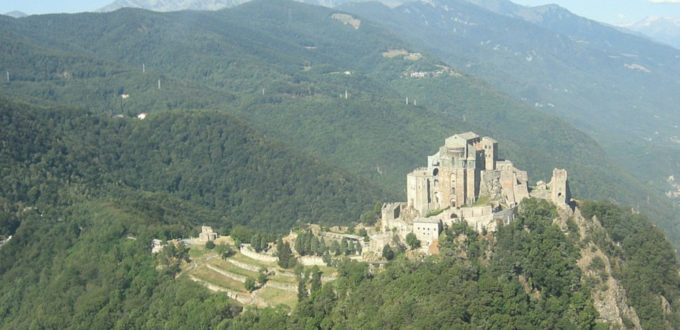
[457,131,480,140]
[414,217,442,224]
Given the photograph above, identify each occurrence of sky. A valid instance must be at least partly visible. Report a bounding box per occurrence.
[510,0,680,25]
[0,0,111,15]
[2,0,680,24]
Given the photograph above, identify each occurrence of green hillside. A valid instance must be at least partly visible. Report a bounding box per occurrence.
[0,95,387,327]
[2,0,678,246]
[2,1,680,328]
[234,200,680,329]
[0,191,246,329]
[341,0,680,203]
[0,1,663,205]
[0,97,389,233]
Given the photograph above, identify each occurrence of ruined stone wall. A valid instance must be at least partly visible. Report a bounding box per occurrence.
[550,168,569,207]
[480,170,502,200]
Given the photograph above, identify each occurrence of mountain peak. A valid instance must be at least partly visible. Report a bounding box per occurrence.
[622,15,680,48]
[98,0,250,12]
[3,11,27,18]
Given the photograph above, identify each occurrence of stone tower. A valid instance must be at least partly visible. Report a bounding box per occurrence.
[480,137,498,171]
[550,168,570,207]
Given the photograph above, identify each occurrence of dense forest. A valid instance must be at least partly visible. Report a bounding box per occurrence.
[233,200,680,329]
[0,97,389,235]
[2,0,680,328]
[0,96,386,328]
[1,0,677,250]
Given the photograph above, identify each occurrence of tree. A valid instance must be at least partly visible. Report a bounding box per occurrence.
[159,243,191,275]
[322,252,332,266]
[257,269,268,286]
[217,244,234,259]
[297,278,308,301]
[341,238,350,255]
[231,226,254,246]
[245,277,256,292]
[310,266,322,293]
[277,239,295,269]
[311,237,320,256]
[382,244,395,261]
[331,241,341,256]
[318,237,327,255]
[406,232,421,249]
[294,264,305,279]
[259,236,267,252]
[250,233,261,252]
[205,240,216,250]
[295,233,304,255]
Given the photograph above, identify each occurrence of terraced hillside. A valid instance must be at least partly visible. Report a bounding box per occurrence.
[179,237,338,309]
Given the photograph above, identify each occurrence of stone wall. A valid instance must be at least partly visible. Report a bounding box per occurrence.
[189,275,249,304]
[228,258,264,273]
[240,245,278,263]
[299,256,326,266]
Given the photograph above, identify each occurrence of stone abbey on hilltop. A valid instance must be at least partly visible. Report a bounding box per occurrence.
[371,132,571,251]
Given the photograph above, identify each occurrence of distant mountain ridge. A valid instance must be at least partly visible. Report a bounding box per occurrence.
[3,11,27,18]
[341,0,680,200]
[97,0,411,12]
[2,0,677,249]
[98,0,249,12]
[620,16,680,49]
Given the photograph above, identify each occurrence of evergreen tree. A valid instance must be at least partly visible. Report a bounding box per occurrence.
[318,237,327,255]
[297,278,308,302]
[331,241,341,256]
[257,269,268,286]
[382,244,394,261]
[250,233,261,252]
[322,251,332,266]
[205,240,216,250]
[294,234,304,255]
[310,266,322,293]
[259,236,267,252]
[305,232,313,255]
[277,240,294,269]
[311,237,320,256]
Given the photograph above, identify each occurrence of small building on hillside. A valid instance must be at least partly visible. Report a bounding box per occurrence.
[413,218,442,247]
[198,226,217,241]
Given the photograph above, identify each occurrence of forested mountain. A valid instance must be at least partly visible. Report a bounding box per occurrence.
[2,1,680,328]
[235,200,680,329]
[3,0,677,248]
[0,96,387,327]
[341,0,680,199]
[0,97,388,233]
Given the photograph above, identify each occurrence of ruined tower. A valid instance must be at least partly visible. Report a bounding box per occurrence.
[550,168,570,207]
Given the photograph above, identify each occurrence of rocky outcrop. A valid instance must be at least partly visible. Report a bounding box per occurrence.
[570,208,642,329]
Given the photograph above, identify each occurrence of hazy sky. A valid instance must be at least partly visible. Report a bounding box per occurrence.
[2,0,680,24]
[0,0,111,15]
[511,0,680,24]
